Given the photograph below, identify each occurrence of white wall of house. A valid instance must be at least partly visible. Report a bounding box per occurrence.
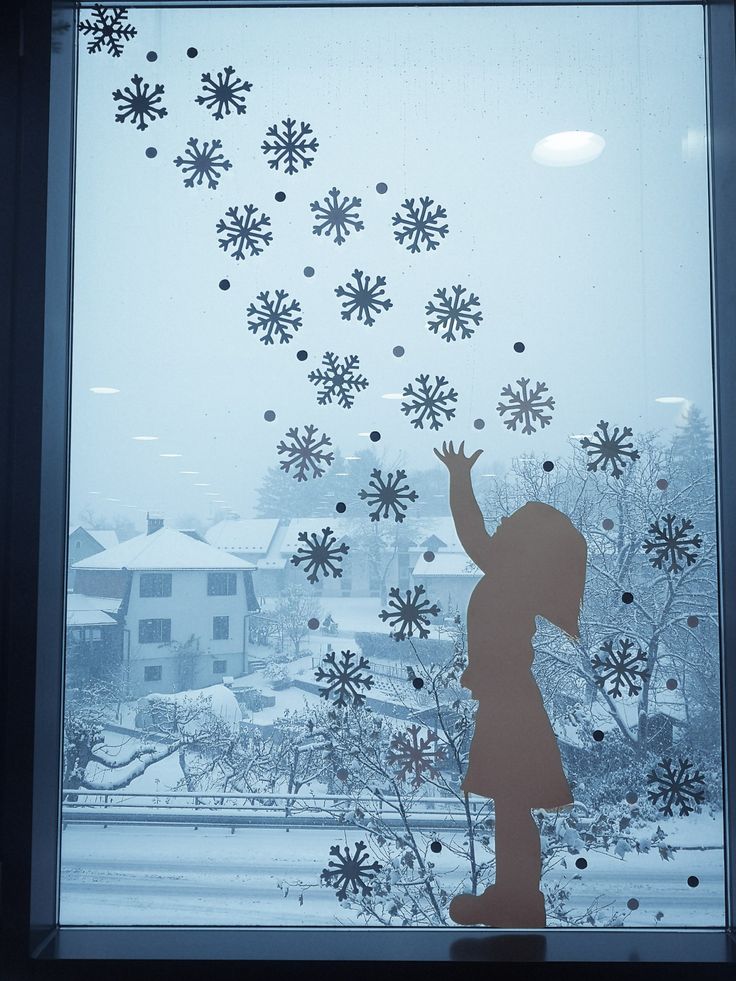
[127,569,251,695]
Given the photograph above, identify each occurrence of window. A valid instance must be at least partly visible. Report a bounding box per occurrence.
[138,619,171,644]
[139,573,172,598]
[212,616,229,641]
[144,665,162,682]
[212,659,227,674]
[207,572,236,596]
[13,0,731,958]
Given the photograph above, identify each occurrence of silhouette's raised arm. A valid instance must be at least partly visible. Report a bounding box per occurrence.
[434,441,494,572]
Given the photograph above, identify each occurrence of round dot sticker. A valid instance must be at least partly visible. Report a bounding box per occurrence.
[602,518,614,531]
[275,191,286,203]
[423,551,435,563]
[187,46,198,58]
[370,430,381,442]
[657,478,669,491]
[687,876,699,888]
[296,350,308,362]
[307,617,320,631]
[687,615,699,628]
[146,51,158,62]
[666,678,678,691]
[575,858,587,870]
[626,792,638,805]
[263,410,276,422]
[622,591,634,604]
[592,730,604,742]
[376,182,388,194]
[145,147,157,159]
[335,502,346,514]
[218,278,230,291]
[543,461,554,472]
[430,840,442,854]
[393,345,405,358]
[627,898,639,911]
[412,677,424,690]
[303,266,315,278]
[513,341,525,353]
[336,767,348,782]
[473,418,485,430]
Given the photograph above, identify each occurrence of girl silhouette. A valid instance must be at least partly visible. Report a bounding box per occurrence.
[434,441,587,928]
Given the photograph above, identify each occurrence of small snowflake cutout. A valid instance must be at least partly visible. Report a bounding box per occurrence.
[277,425,334,481]
[216,204,272,259]
[291,526,349,584]
[315,650,374,707]
[379,585,440,640]
[401,374,458,431]
[580,421,640,479]
[308,352,368,409]
[425,285,482,342]
[311,188,364,245]
[335,270,392,326]
[79,5,137,57]
[388,725,448,788]
[196,66,252,120]
[358,469,418,523]
[112,75,167,131]
[174,138,231,189]
[646,758,705,817]
[246,290,302,345]
[321,840,381,900]
[496,378,555,435]
[591,638,649,698]
[392,196,449,253]
[642,514,702,574]
[262,118,318,174]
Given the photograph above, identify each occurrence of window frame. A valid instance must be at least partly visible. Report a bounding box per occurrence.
[207,571,237,596]
[1,0,735,972]
[138,618,172,645]
[213,615,230,641]
[139,572,173,598]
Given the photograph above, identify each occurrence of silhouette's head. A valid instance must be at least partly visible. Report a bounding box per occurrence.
[488,502,587,639]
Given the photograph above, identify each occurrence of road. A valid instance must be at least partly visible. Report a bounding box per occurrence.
[60,822,725,928]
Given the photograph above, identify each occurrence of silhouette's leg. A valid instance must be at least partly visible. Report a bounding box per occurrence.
[494,798,541,895]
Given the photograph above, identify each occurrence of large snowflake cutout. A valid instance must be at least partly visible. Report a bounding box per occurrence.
[401,374,458,431]
[379,585,440,641]
[580,421,640,479]
[358,468,418,523]
[216,204,272,260]
[591,638,649,699]
[646,758,705,817]
[173,138,231,189]
[291,526,349,584]
[277,424,334,481]
[311,188,364,246]
[321,840,381,900]
[315,650,374,707]
[112,75,167,131]
[79,5,137,57]
[425,285,483,342]
[308,352,368,409]
[196,66,252,120]
[392,196,449,253]
[388,725,448,789]
[261,118,318,175]
[496,378,555,435]
[246,290,302,345]
[335,270,392,326]
[642,514,702,574]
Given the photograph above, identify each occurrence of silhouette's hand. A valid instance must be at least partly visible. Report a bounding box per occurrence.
[433,440,483,473]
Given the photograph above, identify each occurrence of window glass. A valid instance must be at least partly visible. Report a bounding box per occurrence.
[62,3,724,930]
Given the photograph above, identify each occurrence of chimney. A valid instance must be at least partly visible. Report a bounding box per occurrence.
[147,512,164,536]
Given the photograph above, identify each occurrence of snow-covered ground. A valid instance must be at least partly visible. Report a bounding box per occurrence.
[59,815,725,928]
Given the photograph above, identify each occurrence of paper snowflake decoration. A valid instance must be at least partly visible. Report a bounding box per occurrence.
[580,421,640,479]
[591,638,649,699]
[308,352,368,409]
[246,289,302,345]
[496,378,555,435]
[196,66,252,119]
[315,650,374,707]
[425,285,483,342]
[642,514,702,574]
[646,758,705,817]
[379,585,440,641]
[261,118,318,174]
[358,468,418,523]
[335,269,392,326]
[401,374,458,431]
[388,725,448,788]
[311,188,364,245]
[291,526,349,584]
[173,137,231,189]
[321,841,381,900]
[277,425,334,481]
[79,5,137,57]
[112,74,167,131]
[392,196,449,253]
[216,204,272,259]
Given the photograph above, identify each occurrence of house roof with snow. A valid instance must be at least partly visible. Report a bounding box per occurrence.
[69,526,119,550]
[66,592,123,627]
[206,518,280,555]
[408,517,462,551]
[72,527,256,572]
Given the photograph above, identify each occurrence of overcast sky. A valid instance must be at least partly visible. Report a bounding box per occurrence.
[70,4,711,530]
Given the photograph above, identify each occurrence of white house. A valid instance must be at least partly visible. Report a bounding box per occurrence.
[73,519,259,696]
[67,526,119,590]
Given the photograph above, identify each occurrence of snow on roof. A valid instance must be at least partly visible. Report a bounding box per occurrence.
[67,609,118,627]
[88,529,119,550]
[206,518,280,554]
[412,552,480,578]
[72,527,256,572]
[66,593,123,615]
[409,517,461,551]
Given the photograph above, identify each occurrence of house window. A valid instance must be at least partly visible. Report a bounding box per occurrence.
[212,659,227,674]
[144,665,162,682]
[207,572,236,596]
[138,619,171,644]
[139,573,172,598]
[213,616,229,641]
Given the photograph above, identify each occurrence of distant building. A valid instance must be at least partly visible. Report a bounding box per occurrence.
[67,526,119,589]
[65,592,124,687]
[72,517,259,696]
